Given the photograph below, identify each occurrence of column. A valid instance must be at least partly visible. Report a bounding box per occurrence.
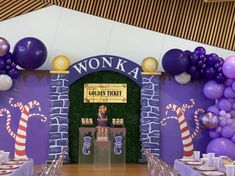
[139,57,161,162]
[48,56,70,162]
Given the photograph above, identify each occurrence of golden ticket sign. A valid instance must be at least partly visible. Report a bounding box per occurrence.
[84,83,127,103]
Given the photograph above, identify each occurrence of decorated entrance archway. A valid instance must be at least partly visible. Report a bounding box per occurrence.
[48,55,161,162]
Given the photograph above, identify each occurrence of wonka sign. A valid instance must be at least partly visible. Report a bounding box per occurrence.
[69,55,142,86]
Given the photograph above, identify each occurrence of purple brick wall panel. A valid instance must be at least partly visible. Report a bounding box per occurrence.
[140,75,160,161]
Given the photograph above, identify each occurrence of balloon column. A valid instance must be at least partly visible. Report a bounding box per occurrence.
[162,47,235,159]
[0,37,20,91]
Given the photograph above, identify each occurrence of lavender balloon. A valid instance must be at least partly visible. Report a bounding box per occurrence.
[207,105,220,116]
[231,134,235,143]
[0,37,10,57]
[203,80,224,100]
[222,56,235,78]
[224,87,235,99]
[209,130,220,139]
[221,126,234,138]
[207,138,235,159]
[218,98,232,112]
[225,79,234,86]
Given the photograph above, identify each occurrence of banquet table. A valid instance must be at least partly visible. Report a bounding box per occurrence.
[3,159,34,176]
[174,159,225,176]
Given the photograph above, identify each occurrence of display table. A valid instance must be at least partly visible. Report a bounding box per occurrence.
[78,127,126,164]
[6,159,34,176]
[174,159,225,176]
[174,160,201,176]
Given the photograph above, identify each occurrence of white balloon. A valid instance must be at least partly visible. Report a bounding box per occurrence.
[0,74,13,91]
[175,72,191,84]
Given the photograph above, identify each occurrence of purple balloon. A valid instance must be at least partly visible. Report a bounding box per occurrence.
[204,67,216,80]
[188,65,201,79]
[220,119,227,127]
[197,60,204,68]
[227,119,233,125]
[162,49,190,75]
[224,87,235,99]
[222,56,235,78]
[209,130,220,139]
[184,50,191,57]
[207,105,220,116]
[232,82,235,92]
[206,53,219,66]
[194,46,206,55]
[206,137,235,159]
[0,58,6,70]
[5,65,11,71]
[203,80,224,100]
[13,37,47,70]
[11,62,16,68]
[0,37,10,57]
[7,68,20,79]
[189,52,199,65]
[231,134,235,143]
[216,126,222,133]
[219,98,232,112]
[215,72,227,84]
[221,126,234,138]
[229,110,235,118]
[0,70,6,74]
[225,79,234,87]
[200,112,219,129]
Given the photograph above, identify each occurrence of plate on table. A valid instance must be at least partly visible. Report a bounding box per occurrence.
[179,158,195,162]
[4,161,23,165]
[195,166,216,171]
[13,158,30,161]
[202,171,225,176]
[186,161,202,165]
[0,165,19,170]
[0,170,12,175]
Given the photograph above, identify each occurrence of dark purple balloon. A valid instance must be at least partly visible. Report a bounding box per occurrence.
[204,67,216,80]
[197,60,204,68]
[5,65,11,71]
[189,52,199,65]
[184,50,191,57]
[215,72,227,84]
[194,46,206,55]
[7,68,20,79]
[206,54,219,66]
[6,58,12,65]
[13,37,47,70]
[0,70,6,74]
[0,58,6,69]
[199,53,206,60]
[11,62,16,68]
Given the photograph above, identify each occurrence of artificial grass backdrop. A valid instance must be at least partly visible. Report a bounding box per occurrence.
[69,71,141,163]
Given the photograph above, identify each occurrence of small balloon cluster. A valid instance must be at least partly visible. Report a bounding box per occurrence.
[0,37,20,91]
[0,37,47,92]
[162,47,226,84]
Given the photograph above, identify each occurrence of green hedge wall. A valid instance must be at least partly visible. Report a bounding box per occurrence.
[69,71,141,163]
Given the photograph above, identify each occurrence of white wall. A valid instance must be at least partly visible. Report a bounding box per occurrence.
[0,6,234,71]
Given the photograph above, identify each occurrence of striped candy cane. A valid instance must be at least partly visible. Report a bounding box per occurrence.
[0,108,16,139]
[191,108,204,139]
[165,101,195,158]
[9,98,24,112]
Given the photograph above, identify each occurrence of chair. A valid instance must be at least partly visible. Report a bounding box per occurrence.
[144,149,179,176]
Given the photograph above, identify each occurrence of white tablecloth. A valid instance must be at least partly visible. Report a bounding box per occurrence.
[174,159,201,176]
[4,159,34,176]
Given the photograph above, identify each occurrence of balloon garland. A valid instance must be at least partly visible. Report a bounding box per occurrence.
[162,47,235,159]
[0,37,47,91]
[0,37,19,91]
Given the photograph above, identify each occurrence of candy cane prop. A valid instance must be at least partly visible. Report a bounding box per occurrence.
[164,100,195,158]
[0,108,16,139]
[160,116,178,126]
[14,100,41,158]
[9,98,24,112]
[191,108,204,139]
